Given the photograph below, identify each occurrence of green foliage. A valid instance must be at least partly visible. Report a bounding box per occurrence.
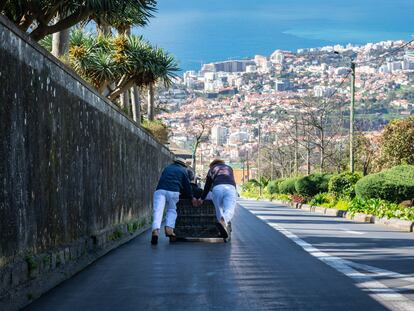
[348,197,414,220]
[355,165,414,202]
[309,192,336,208]
[2,0,157,41]
[142,119,169,144]
[273,194,291,201]
[249,177,270,189]
[279,177,299,194]
[334,198,351,211]
[378,116,414,169]
[241,181,256,192]
[294,173,332,197]
[329,172,362,198]
[241,180,261,199]
[109,230,123,241]
[39,35,53,52]
[267,179,284,194]
[25,255,38,274]
[68,30,178,99]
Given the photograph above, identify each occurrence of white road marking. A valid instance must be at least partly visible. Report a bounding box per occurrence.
[340,228,365,235]
[247,208,414,311]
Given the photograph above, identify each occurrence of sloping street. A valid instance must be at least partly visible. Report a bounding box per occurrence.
[25,200,414,311]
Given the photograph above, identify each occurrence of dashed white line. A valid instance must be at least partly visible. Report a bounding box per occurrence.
[340,228,365,235]
[247,208,414,311]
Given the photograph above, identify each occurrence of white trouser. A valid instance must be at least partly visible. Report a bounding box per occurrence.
[212,184,237,224]
[152,190,180,230]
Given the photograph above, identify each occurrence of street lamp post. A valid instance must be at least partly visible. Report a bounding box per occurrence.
[257,124,262,197]
[350,61,356,173]
[334,51,356,173]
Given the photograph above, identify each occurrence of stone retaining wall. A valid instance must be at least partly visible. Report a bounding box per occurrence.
[0,16,173,310]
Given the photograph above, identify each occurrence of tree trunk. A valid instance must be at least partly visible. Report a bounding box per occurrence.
[306,144,311,176]
[131,85,141,125]
[294,117,299,175]
[30,9,91,41]
[319,127,325,173]
[51,13,70,58]
[97,24,111,36]
[119,27,132,116]
[147,83,155,121]
[192,140,201,173]
[320,147,325,173]
[119,89,130,114]
[52,28,70,58]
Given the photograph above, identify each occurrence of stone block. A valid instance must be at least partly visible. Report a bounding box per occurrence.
[0,266,11,293]
[350,213,373,223]
[11,261,28,287]
[325,208,340,217]
[314,206,327,214]
[374,217,414,232]
[301,204,312,212]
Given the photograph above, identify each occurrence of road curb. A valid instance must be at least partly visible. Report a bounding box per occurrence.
[242,198,414,233]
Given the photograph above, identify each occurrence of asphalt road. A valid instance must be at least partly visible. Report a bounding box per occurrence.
[25,200,414,311]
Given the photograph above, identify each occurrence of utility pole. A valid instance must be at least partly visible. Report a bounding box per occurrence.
[350,62,356,173]
[242,160,245,184]
[257,124,262,197]
[246,150,250,181]
[294,116,299,175]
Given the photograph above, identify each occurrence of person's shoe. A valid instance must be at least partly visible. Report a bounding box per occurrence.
[151,229,159,245]
[216,218,229,239]
[165,226,177,242]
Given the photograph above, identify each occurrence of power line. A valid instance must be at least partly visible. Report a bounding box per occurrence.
[355,38,414,66]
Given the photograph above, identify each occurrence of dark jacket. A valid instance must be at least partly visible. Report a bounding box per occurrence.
[156,163,193,198]
[181,183,203,199]
[201,164,236,200]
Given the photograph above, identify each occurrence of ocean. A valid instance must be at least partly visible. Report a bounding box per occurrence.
[137,0,414,72]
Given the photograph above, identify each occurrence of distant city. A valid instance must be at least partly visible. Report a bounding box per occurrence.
[156,40,414,179]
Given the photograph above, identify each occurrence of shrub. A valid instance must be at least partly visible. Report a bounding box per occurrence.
[142,119,170,144]
[267,179,284,194]
[241,181,257,192]
[290,194,306,204]
[348,197,414,221]
[355,165,414,202]
[377,116,414,169]
[294,173,332,197]
[309,192,336,208]
[329,172,362,198]
[279,177,299,194]
[274,194,291,201]
[334,198,351,211]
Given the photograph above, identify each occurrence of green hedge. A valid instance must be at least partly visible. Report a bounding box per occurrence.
[355,165,414,202]
[329,172,362,198]
[279,177,299,194]
[267,179,284,194]
[294,174,332,197]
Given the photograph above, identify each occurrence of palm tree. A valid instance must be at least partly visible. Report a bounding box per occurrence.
[67,30,179,118]
[141,47,179,121]
[2,0,156,41]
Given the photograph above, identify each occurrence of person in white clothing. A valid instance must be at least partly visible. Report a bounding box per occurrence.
[151,159,198,245]
[198,159,237,239]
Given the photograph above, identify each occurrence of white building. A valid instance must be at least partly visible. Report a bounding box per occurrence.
[270,50,284,64]
[211,126,228,145]
[228,131,249,144]
[275,79,290,91]
[314,86,335,97]
[246,65,257,73]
